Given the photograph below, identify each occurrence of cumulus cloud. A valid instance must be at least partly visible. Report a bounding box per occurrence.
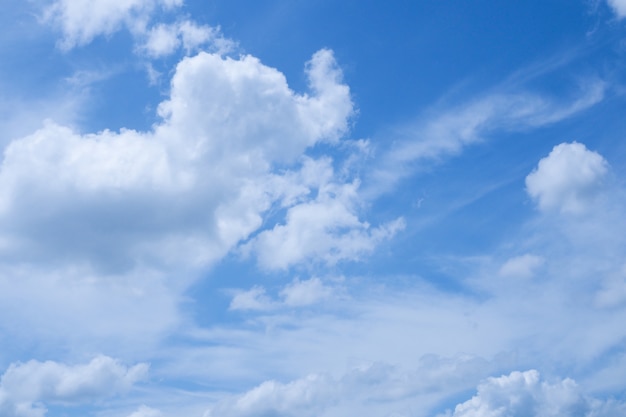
[248,180,405,269]
[0,48,403,351]
[443,370,626,417]
[0,356,147,417]
[0,49,353,272]
[525,142,608,214]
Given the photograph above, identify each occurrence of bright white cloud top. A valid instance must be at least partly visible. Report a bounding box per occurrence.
[1,1,626,416]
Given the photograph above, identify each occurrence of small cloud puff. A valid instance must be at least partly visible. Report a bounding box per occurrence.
[229,277,340,311]
[127,405,163,417]
[525,142,608,214]
[498,254,544,279]
[139,21,235,58]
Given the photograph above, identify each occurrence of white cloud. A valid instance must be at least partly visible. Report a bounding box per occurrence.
[525,142,608,214]
[0,356,147,417]
[498,254,544,279]
[44,0,183,50]
[607,0,626,18]
[443,370,626,417]
[248,178,405,269]
[141,24,180,57]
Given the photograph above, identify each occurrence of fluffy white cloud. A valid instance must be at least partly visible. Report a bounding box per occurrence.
[44,0,183,49]
[608,0,626,18]
[139,21,234,58]
[248,178,405,269]
[444,370,626,417]
[0,356,147,417]
[0,48,405,354]
[525,142,608,214]
[0,49,352,270]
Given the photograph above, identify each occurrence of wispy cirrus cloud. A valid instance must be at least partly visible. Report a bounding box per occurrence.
[366,78,606,196]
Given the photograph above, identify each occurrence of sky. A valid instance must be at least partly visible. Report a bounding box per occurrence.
[1,0,626,416]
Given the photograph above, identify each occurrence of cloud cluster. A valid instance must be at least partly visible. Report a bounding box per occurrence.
[444,370,626,417]
[0,356,147,417]
[43,0,232,58]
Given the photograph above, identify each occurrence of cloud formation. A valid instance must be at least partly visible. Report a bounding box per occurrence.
[0,356,147,417]
[0,47,404,354]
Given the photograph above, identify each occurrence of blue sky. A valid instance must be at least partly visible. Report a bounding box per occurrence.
[1,1,626,416]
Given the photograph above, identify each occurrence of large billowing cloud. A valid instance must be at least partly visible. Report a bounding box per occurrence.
[525,142,608,214]
[0,48,353,272]
[0,47,403,351]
